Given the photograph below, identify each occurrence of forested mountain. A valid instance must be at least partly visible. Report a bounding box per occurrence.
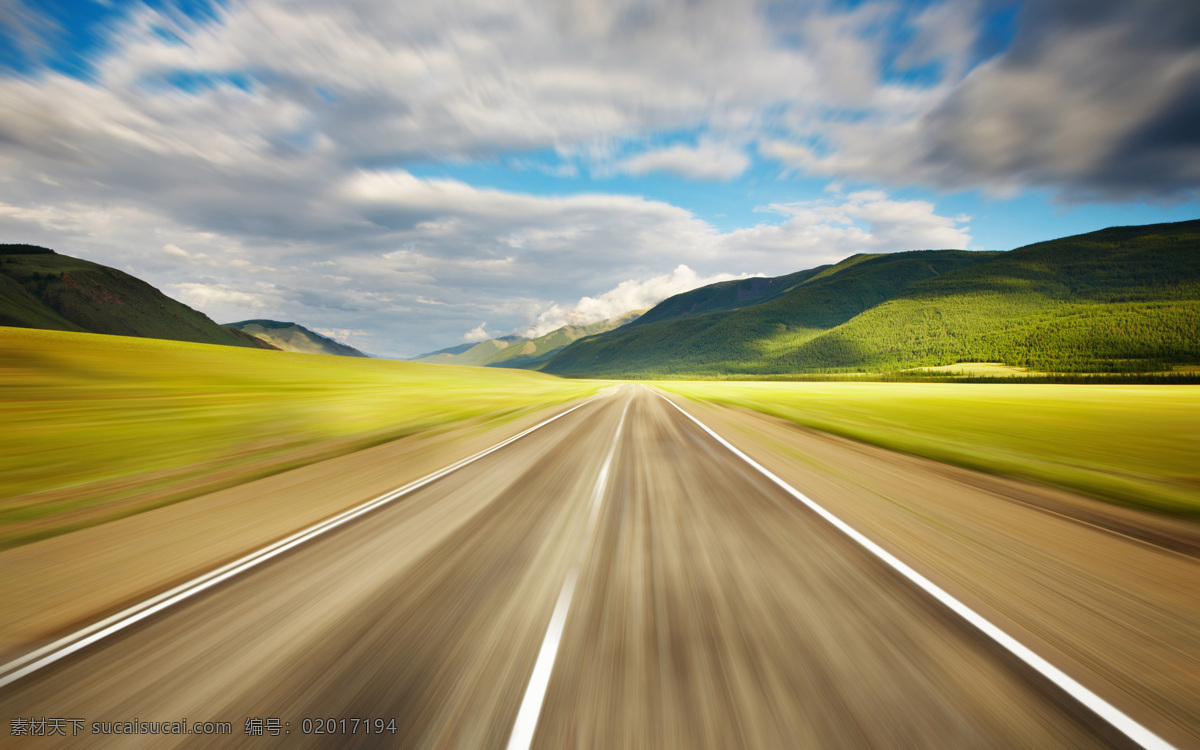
[0,245,274,350]
[542,220,1200,377]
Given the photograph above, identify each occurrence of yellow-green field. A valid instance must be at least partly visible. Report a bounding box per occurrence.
[903,362,1043,377]
[662,381,1200,514]
[0,327,601,548]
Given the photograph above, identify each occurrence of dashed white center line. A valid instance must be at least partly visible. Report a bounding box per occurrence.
[507,396,631,750]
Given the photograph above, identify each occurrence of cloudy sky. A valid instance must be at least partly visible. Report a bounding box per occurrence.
[0,0,1196,357]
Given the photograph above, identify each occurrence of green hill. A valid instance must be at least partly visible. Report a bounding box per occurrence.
[415,311,642,368]
[227,320,367,357]
[631,267,826,326]
[412,342,476,359]
[542,220,1200,377]
[417,337,522,366]
[0,244,274,350]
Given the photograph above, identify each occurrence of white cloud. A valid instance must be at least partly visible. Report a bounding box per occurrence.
[0,0,1185,272]
[341,169,697,225]
[0,0,937,242]
[169,282,274,316]
[462,322,491,343]
[613,140,750,180]
[30,0,864,171]
[522,265,751,337]
[749,191,972,253]
[683,190,974,283]
[763,0,1200,199]
[313,327,369,348]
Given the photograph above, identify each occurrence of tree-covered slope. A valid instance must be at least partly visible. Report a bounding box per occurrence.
[765,220,1200,373]
[542,220,1200,377]
[0,244,275,350]
[543,249,995,376]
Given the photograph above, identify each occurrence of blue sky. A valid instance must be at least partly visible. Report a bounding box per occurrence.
[0,0,1196,356]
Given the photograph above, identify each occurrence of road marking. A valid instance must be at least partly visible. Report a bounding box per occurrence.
[0,399,595,691]
[507,396,631,750]
[658,391,1175,750]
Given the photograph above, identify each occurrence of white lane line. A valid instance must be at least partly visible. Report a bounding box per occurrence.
[658,392,1175,750]
[507,396,631,750]
[0,399,595,691]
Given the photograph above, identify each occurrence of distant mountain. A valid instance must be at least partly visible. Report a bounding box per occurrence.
[0,244,274,350]
[416,336,521,367]
[227,320,368,357]
[542,220,1200,377]
[412,342,476,360]
[414,311,643,368]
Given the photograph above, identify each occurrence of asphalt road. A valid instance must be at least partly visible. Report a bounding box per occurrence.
[0,386,1152,748]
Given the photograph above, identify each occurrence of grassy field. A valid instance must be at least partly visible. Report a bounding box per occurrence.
[0,326,601,548]
[904,362,1042,377]
[661,381,1200,514]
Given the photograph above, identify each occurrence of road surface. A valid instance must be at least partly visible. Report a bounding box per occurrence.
[0,386,1166,747]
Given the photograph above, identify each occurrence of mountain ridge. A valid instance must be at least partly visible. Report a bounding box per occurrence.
[414,310,643,368]
[227,320,368,357]
[0,244,275,350]
[541,219,1200,377]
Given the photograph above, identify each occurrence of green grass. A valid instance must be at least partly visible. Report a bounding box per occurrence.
[0,326,602,548]
[661,381,1200,514]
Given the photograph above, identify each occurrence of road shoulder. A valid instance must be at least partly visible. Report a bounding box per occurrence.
[664,392,1200,748]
